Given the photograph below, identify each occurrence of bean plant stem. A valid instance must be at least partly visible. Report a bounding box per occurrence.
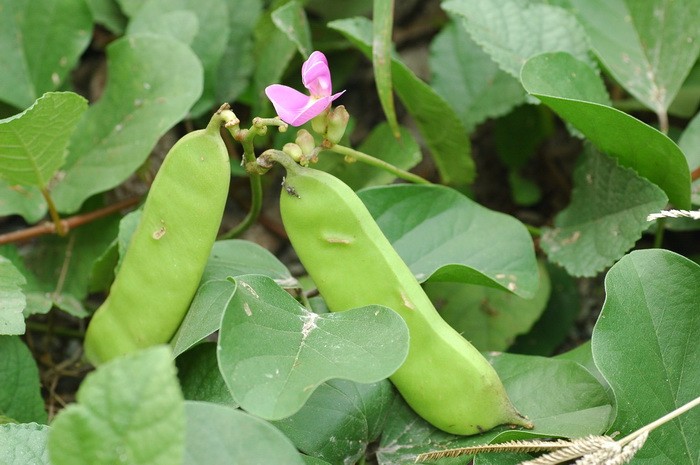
[328,143,431,185]
[653,218,666,248]
[41,187,67,236]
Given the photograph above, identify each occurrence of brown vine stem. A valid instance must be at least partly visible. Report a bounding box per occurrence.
[0,196,140,245]
[691,166,700,182]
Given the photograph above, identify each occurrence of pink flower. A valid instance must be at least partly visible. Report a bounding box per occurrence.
[265,51,345,126]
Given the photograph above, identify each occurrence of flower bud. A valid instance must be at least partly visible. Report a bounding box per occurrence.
[326,105,350,145]
[311,106,329,134]
[282,143,304,163]
[295,129,316,157]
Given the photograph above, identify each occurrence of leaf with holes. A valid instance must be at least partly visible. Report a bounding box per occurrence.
[540,149,668,277]
[217,274,409,421]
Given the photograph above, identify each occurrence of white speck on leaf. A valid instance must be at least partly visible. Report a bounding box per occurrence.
[243,302,252,316]
[239,281,259,298]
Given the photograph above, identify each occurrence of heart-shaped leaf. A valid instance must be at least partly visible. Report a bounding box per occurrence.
[0,257,26,335]
[171,239,296,357]
[570,0,700,114]
[0,0,92,109]
[217,274,409,420]
[176,342,236,407]
[0,92,87,188]
[521,52,692,209]
[51,34,203,213]
[0,336,46,424]
[48,346,184,465]
[184,401,305,465]
[0,423,50,465]
[358,184,539,298]
[540,148,668,277]
[272,379,395,464]
[592,249,700,464]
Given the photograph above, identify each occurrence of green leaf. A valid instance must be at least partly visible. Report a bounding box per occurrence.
[216,0,261,104]
[0,0,92,109]
[315,123,421,190]
[556,341,612,401]
[494,104,554,170]
[0,92,87,187]
[510,263,581,356]
[0,256,26,335]
[426,261,551,352]
[443,0,594,78]
[329,17,476,187]
[592,249,700,464]
[48,346,185,465]
[678,111,700,205]
[0,423,50,465]
[171,239,296,357]
[429,19,526,133]
[521,52,692,209]
[0,180,46,223]
[51,35,203,213]
[372,0,400,138]
[176,342,236,407]
[376,353,612,464]
[183,401,305,465]
[540,148,668,277]
[126,0,230,117]
[217,274,409,420]
[570,0,700,114]
[272,379,394,464]
[0,336,47,424]
[85,0,128,34]
[358,184,539,298]
[271,1,312,58]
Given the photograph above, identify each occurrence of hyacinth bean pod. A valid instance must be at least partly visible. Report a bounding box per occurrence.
[84,110,232,365]
[272,152,532,435]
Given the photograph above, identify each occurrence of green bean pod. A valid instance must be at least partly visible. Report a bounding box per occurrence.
[273,152,531,435]
[84,112,231,365]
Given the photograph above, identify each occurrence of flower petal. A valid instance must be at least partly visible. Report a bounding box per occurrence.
[287,97,333,126]
[265,85,334,126]
[302,51,332,98]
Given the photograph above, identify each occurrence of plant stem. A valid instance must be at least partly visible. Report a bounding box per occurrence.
[26,321,85,339]
[653,218,666,248]
[41,188,67,236]
[328,143,431,185]
[617,395,700,447]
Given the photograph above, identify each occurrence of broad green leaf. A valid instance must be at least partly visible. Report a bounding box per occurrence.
[51,35,203,213]
[251,13,297,117]
[272,379,394,464]
[557,341,612,401]
[570,0,700,114]
[302,456,333,465]
[376,353,612,464]
[494,105,555,170]
[171,239,296,357]
[669,61,700,118]
[510,263,580,356]
[426,261,551,352]
[184,401,305,465]
[176,342,236,407]
[678,111,700,205]
[372,0,400,138]
[358,184,539,298]
[271,1,312,58]
[0,423,50,465]
[21,213,120,317]
[85,0,128,34]
[0,92,87,187]
[218,274,409,420]
[216,0,261,104]
[592,249,700,464]
[522,52,692,209]
[443,0,594,78]
[329,17,476,187]
[541,149,668,277]
[48,346,185,465]
[0,245,50,318]
[0,180,46,223]
[429,19,526,133]
[126,0,229,117]
[0,0,92,109]
[0,336,47,424]
[315,123,421,190]
[0,256,26,335]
